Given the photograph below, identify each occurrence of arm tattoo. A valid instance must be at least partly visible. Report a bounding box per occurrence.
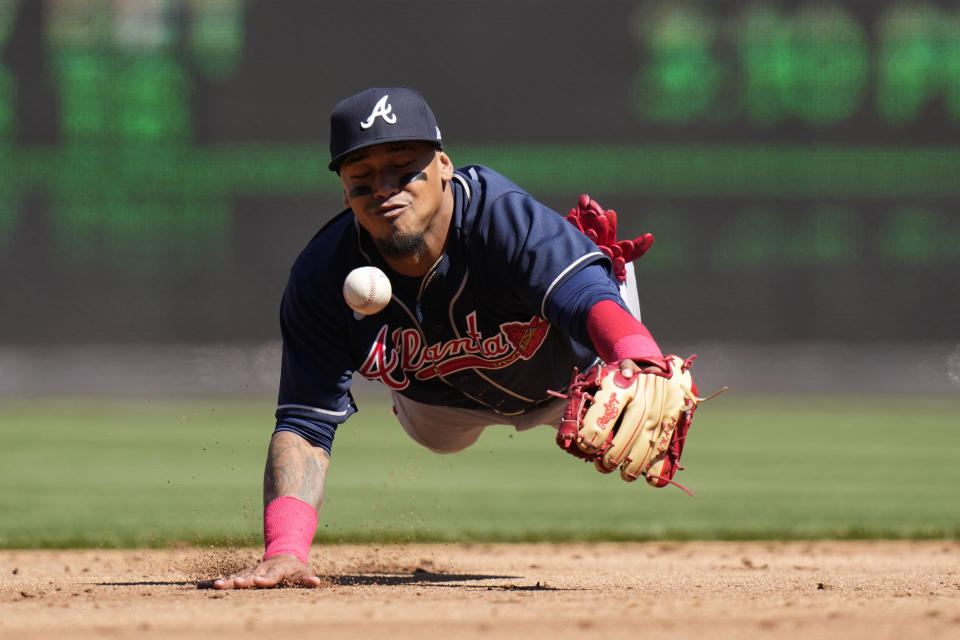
[263,431,330,512]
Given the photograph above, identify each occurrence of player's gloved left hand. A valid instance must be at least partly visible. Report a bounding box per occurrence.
[565,194,654,283]
[555,355,723,495]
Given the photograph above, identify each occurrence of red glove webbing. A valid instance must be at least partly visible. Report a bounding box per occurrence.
[263,496,318,564]
[586,299,662,364]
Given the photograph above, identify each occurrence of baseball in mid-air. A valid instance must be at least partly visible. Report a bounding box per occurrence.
[343,266,392,316]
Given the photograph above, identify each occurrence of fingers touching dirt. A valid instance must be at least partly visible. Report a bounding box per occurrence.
[206,554,322,590]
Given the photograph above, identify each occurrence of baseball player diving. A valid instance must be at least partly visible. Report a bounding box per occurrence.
[213,87,718,589]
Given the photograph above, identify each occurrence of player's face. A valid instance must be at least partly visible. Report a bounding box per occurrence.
[340,142,454,266]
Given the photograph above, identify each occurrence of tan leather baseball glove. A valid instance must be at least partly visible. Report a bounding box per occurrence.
[555,355,723,495]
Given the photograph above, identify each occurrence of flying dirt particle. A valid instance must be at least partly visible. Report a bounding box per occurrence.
[181,547,259,585]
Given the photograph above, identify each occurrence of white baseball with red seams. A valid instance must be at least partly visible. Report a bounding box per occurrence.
[343,266,392,315]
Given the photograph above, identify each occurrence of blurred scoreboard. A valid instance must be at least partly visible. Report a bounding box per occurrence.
[0,0,957,343]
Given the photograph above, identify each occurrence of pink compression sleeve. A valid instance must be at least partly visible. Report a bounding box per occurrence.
[586,299,662,363]
[263,496,318,564]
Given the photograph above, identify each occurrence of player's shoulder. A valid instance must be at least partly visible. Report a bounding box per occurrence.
[454,164,528,201]
[288,208,360,288]
[453,164,560,234]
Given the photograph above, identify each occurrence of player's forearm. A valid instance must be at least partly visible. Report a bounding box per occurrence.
[260,430,328,563]
[263,430,329,512]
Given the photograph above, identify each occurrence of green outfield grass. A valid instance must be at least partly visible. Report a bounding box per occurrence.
[0,392,958,548]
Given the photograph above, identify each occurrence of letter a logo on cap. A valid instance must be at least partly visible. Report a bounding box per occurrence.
[360,95,397,129]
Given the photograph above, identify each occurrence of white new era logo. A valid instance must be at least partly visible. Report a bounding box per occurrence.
[360,95,397,129]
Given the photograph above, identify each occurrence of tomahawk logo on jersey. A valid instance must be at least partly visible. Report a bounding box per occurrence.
[273,165,629,452]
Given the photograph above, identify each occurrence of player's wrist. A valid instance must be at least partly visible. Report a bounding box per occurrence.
[586,299,662,363]
[263,496,318,564]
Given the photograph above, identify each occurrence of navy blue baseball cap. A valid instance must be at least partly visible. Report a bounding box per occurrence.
[328,87,443,172]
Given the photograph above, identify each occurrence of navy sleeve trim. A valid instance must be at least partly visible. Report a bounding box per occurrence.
[274,417,338,454]
[276,403,351,418]
[544,262,626,348]
[540,251,607,318]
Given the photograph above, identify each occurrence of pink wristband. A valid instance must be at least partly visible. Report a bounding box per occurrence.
[263,496,318,564]
[586,299,662,363]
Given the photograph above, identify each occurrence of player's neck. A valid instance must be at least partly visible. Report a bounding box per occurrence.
[384,252,440,278]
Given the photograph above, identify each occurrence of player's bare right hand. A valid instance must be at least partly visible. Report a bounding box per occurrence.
[208,554,322,589]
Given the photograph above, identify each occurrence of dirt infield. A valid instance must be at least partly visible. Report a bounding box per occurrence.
[1,541,958,639]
